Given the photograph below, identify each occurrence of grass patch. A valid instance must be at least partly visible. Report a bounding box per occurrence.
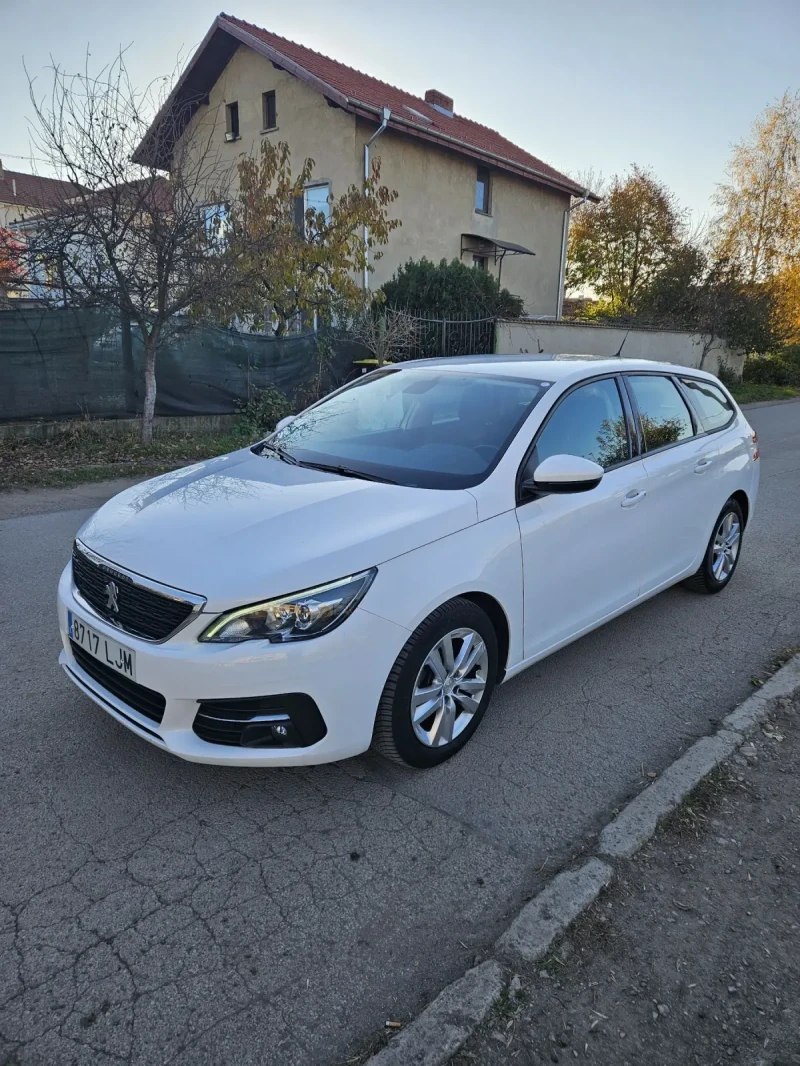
[729,382,800,404]
[0,426,250,490]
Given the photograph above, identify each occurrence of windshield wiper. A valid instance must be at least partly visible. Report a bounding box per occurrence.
[296,460,397,485]
[258,442,299,465]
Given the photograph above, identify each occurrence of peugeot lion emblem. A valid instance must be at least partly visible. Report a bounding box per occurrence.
[104,580,120,613]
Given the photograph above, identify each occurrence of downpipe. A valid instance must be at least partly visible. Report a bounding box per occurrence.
[363,107,391,291]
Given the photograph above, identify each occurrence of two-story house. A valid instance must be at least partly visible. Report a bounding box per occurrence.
[135,14,596,316]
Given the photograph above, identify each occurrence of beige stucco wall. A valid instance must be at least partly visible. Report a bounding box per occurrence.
[179,42,569,316]
[496,319,745,378]
[0,201,36,230]
[178,44,360,201]
[357,120,569,315]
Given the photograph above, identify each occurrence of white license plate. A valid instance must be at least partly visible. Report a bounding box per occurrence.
[68,611,136,681]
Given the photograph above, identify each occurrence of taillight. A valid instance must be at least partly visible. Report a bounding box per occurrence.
[751,429,759,461]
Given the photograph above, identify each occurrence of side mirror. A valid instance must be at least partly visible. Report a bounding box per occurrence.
[522,453,604,496]
[274,415,296,433]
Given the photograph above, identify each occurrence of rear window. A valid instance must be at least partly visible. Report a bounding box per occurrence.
[627,375,694,452]
[680,378,734,433]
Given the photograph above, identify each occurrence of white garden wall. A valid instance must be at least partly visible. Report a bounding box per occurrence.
[496,319,743,378]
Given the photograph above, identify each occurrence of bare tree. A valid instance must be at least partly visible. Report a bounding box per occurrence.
[350,307,419,364]
[20,50,246,440]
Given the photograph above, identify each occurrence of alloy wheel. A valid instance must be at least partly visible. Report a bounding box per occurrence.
[712,511,741,581]
[410,628,489,747]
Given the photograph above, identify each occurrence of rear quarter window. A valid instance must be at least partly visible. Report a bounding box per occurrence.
[679,378,734,432]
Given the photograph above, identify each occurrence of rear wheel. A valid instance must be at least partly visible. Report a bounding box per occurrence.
[683,498,744,594]
[372,598,499,768]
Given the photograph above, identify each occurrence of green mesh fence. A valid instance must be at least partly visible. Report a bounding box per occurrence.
[0,307,361,422]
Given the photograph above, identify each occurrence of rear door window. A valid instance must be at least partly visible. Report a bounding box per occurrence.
[626,375,694,453]
[679,378,734,432]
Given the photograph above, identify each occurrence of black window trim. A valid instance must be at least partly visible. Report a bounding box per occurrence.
[515,372,636,507]
[622,372,696,457]
[622,370,736,457]
[673,374,736,436]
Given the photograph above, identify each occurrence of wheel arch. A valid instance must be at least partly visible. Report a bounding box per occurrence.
[730,489,750,529]
[459,591,511,682]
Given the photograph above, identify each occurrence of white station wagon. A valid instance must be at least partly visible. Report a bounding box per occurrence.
[58,356,760,768]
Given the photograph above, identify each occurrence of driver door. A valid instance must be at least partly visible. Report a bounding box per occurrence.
[515,375,650,661]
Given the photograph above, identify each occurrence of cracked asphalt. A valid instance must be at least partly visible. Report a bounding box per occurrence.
[1,401,798,1066]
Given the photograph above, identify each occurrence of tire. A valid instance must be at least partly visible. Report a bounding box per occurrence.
[372,597,499,768]
[683,498,745,594]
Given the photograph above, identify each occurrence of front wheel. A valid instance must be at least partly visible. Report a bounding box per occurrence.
[683,498,744,594]
[371,598,499,768]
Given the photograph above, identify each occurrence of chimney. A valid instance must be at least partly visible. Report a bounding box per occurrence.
[424,89,454,117]
[0,158,4,179]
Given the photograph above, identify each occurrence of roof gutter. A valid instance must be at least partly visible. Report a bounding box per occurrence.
[143,18,592,202]
[346,98,591,201]
[362,107,391,291]
[556,187,589,321]
[222,19,588,199]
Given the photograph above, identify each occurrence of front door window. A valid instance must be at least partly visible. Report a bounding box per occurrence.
[527,377,630,474]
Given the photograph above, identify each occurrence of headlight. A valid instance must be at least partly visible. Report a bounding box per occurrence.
[198,569,376,643]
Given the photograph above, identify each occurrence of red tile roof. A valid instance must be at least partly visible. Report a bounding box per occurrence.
[0,169,82,212]
[218,14,588,199]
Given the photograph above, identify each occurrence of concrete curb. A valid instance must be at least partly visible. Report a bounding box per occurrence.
[599,654,800,860]
[497,859,613,964]
[598,730,743,859]
[722,655,800,733]
[365,655,800,1066]
[366,960,505,1066]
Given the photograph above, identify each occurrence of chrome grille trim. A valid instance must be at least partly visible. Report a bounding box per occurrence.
[72,540,206,643]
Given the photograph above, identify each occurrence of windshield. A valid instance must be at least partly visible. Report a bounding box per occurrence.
[265,367,552,489]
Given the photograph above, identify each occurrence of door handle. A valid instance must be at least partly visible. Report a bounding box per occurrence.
[621,489,647,508]
[695,458,713,472]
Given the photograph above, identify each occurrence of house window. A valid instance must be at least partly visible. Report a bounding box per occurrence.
[225,102,240,141]
[475,166,491,213]
[304,183,331,231]
[472,255,488,271]
[262,90,277,131]
[199,203,230,249]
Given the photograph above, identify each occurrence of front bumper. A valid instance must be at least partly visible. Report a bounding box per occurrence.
[57,563,409,766]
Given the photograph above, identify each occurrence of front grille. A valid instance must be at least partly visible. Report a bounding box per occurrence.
[193,694,327,748]
[70,641,166,724]
[72,544,198,641]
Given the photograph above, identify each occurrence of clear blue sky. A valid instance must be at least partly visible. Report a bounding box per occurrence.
[1,0,798,224]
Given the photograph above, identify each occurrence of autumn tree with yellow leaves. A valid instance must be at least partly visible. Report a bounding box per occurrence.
[714,90,800,341]
[224,140,400,336]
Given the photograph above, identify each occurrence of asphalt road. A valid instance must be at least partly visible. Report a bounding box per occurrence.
[1,401,798,1066]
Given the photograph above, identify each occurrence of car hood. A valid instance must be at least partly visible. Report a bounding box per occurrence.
[76,449,478,611]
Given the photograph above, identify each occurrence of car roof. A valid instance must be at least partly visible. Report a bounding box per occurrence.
[397,354,717,383]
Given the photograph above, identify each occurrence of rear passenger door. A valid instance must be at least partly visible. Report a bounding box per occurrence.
[623,373,718,593]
